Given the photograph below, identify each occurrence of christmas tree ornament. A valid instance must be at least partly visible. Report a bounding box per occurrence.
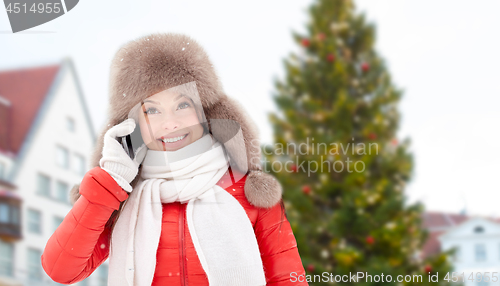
[339,238,346,249]
[361,62,370,72]
[366,236,375,244]
[327,53,335,62]
[343,48,352,60]
[385,221,396,230]
[320,173,328,183]
[302,185,311,195]
[301,38,310,47]
[424,265,432,273]
[313,112,324,121]
[307,264,315,272]
[339,21,350,31]
[317,32,326,41]
[321,249,329,258]
[330,22,340,33]
[368,132,377,140]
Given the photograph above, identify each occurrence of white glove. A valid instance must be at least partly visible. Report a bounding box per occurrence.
[99,118,148,193]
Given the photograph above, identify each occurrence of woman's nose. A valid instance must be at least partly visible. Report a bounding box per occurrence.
[161,114,180,130]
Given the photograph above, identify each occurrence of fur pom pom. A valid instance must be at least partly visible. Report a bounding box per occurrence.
[244,171,282,209]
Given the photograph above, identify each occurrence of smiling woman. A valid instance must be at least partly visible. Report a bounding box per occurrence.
[137,88,207,151]
[41,33,306,286]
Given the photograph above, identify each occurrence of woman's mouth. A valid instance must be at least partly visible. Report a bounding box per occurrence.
[157,133,189,149]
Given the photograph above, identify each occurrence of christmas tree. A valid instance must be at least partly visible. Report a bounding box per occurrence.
[264,0,458,284]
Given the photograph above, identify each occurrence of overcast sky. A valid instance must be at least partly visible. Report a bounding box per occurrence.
[1,0,499,217]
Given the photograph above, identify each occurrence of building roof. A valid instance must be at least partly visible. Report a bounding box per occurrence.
[421,230,446,260]
[0,63,60,155]
[0,58,97,182]
[420,211,469,259]
[422,211,469,231]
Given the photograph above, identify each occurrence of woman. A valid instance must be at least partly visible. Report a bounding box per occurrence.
[41,33,307,286]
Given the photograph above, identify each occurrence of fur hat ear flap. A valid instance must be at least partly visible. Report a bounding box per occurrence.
[69,184,81,206]
[204,96,283,209]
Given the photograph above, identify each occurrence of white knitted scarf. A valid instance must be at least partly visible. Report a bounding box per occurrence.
[108,134,266,286]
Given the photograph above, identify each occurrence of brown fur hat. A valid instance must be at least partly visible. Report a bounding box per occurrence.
[70,33,282,209]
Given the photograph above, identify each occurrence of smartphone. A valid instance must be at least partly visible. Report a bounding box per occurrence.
[117,135,134,160]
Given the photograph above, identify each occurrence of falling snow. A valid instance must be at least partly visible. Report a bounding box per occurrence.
[182,47,185,51]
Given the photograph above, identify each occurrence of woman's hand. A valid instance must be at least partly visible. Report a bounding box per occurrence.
[99,118,147,192]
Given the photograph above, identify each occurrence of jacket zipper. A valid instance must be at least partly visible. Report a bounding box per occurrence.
[179,203,188,286]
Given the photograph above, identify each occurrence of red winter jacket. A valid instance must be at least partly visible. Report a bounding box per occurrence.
[41,166,308,285]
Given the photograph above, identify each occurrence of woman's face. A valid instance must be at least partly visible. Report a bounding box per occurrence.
[137,89,204,151]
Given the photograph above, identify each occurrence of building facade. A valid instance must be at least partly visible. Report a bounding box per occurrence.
[0,58,107,286]
[422,211,500,286]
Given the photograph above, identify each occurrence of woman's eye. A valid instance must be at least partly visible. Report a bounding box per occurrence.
[177,102,190,110]
[144,107,159,115]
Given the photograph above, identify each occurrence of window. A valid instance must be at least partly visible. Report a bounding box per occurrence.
[97,264,108,286]
[56,145,69,169]
[53,216,64,232]
[11,205,19,225]
[73,153,86,176]
[27,248,42,280]
[477,276,489,286]
[66,117,75,132]
[36,173,51,197]
[453,246,461,262]
[474,226,484,233]
[0,239,13,276]
[0,161,5,179]
[475,243,487,262]
[0,203,8,223]
[0,203,20,225]
[56,181,69,203]
[27,209,41,234]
